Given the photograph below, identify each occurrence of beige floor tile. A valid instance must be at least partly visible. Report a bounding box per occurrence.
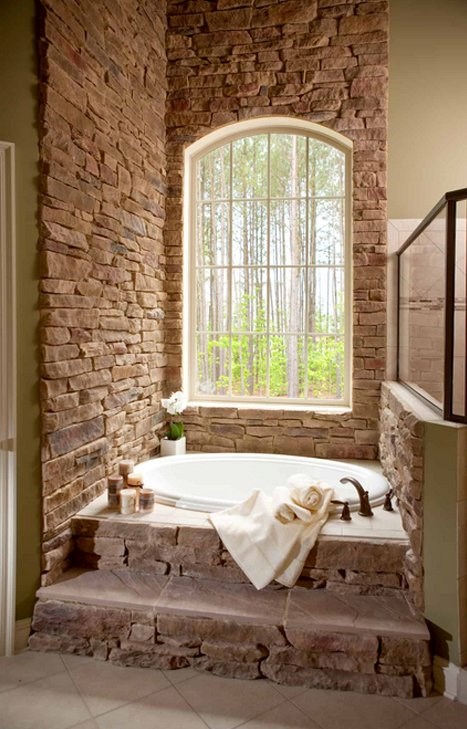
[420,696,467,728]
[163,666,199,685]
[235,700,322,728]
[268,682,309,700]
[0,651,65,693]
[0,671,92,729]
[175,672,285,729]
[60,654,95,671]
[292,688,415,729]
[67,721,100,729]
[397,716,443,729]
[95,686,208,729]
[394,693,443,715]
[67,657,171,716]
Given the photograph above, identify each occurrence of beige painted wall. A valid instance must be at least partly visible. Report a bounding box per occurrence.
[424,422,467,667]
[0,0,41,619]
[389,0,467,218]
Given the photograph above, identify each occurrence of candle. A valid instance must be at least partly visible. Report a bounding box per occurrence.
[107,474,124,509]
[139,489,155,513]
[107,475,124,493]
[127,473,144,488]
[118,460,135,482]
[108,493,120,509]
[119,488,137,515]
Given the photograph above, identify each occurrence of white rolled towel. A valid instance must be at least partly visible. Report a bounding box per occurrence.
[287,473,330,512]
[271,486,314,524]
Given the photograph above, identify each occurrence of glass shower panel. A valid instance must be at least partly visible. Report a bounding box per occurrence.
[453,204,466,418]
[398,207,446,408]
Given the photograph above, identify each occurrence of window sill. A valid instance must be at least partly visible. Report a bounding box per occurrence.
[188,400,352,415]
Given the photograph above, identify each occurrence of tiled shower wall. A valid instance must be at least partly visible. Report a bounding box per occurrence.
[166,0,389,456]
[388,218,466,415]
[38,0,167,584]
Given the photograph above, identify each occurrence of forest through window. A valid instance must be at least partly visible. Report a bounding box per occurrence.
[189,126,350,405]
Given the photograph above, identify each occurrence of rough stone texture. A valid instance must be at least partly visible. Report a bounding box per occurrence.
[260,663,416,698]
[379,382,424,610]
[38,0,168,584]
[165,0,389,455]
[71,514,408,595]
[36,0,392,589]
[29,568,431,697]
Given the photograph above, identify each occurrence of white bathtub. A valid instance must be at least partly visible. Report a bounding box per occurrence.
[134,453,389,514]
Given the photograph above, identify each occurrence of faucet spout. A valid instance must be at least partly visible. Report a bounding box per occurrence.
[340,477,374,517]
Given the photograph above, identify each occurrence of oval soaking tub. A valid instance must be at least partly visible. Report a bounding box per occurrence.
[134,453,389,514]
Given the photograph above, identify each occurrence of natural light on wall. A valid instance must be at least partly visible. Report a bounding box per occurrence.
[184,118,352,407]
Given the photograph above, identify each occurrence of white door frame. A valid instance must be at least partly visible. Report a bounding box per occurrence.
[0,141,16,656]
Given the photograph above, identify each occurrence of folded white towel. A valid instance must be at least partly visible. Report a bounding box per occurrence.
[287,473,328,511]
[271,486,314,524]
[209,483,333,590]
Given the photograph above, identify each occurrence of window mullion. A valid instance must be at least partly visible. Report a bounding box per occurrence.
[228,142,233,398]
[304,136,310,399]
[266,134,271,398]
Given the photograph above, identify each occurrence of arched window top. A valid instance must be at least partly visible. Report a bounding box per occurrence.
[183,118,352,407]
[185,116,352,162]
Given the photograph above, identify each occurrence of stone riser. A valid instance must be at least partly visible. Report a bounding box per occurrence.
[71,516,409,596]
[29,569,431,699]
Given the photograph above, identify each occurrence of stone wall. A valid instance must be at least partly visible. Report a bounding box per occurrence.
[379,382,424,610]
[38,0,167,584]
[166,0,388,456]
[71,515,408,595]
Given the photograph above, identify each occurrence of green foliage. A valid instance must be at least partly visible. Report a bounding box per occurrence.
[167,421,184,441]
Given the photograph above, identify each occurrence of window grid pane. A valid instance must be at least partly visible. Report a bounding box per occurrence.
[194,131,347,403]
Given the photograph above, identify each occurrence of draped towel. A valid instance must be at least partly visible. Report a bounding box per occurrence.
[209,480,333,590]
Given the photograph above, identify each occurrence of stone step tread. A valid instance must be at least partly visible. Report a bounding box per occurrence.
[37,568,429,642]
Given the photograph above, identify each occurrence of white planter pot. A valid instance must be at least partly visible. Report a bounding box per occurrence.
[160,436,186,457]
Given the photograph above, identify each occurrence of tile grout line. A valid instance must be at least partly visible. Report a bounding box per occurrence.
[227,695,323,729]
[168,675,218,729]
[59,654,100,724]
[392,693,444,719]
[59,653,174,722]
[0,652,69,696]
[288,693,329,729]
[169,671,292,729]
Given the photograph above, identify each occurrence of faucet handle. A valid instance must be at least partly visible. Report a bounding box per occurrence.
[331,499,352,521]
[383,489,394,512]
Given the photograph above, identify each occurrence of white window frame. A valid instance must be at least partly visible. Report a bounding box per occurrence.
[0,141,16,656]
[183,116,352,408]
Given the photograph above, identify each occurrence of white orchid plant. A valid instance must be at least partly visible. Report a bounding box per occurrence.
[161,390,187,441]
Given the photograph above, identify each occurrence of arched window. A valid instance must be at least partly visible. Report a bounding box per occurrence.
[183,117,352,406]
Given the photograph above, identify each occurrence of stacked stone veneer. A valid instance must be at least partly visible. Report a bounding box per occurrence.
[38,0,167,585]
[379,383,425,610]
[71,516,409,595]
[38,1,390,587]
[30,568,431,697]
[165,0,388,454]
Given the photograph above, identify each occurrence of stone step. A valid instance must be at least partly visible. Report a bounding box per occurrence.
[71,514,410,595]
[30,567,431,698]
